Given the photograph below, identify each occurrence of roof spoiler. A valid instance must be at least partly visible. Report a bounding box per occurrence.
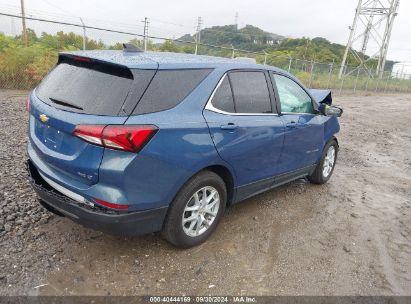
[57,53,133,79]
[123,43,143,53]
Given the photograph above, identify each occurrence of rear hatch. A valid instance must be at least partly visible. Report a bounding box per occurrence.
[29,54,157,186]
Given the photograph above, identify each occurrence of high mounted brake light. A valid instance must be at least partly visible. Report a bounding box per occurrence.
[72,55,91,62]
[73,125,158,153]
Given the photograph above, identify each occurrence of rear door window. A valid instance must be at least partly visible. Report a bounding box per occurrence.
[133,69,212,114]
[36,60,153,116]
[210,77,235,113]
[229,71,272,114]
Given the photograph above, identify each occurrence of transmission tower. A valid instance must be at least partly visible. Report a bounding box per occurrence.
[339,0,400,79]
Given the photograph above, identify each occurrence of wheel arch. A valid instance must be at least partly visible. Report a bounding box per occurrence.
[203,165,235,207]
[168,163,236,210]
[332,136,339,147]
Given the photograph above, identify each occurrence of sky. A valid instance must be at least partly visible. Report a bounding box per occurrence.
[0,0,410,62]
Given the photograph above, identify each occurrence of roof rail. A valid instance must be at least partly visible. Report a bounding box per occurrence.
[123,43,143,53]
[233,57,257,64]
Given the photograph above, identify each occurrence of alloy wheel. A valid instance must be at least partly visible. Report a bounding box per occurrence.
[182,186,220,237]
[322,146,336,178]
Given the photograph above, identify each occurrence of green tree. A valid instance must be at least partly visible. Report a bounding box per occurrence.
[159,40,181,53]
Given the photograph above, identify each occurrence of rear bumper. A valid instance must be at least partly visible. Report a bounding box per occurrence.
[27,160,168,236]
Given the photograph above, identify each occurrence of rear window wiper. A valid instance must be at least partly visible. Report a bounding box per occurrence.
[49,98,83,110]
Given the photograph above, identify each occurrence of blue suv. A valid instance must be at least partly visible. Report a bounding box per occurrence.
[27,46,342,248]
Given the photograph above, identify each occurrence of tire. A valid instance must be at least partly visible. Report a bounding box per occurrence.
[162,170,227,248]
[308,139,338,185]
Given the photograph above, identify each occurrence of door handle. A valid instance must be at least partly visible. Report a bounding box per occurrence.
[220,123,237,130]
[286,121,297,129]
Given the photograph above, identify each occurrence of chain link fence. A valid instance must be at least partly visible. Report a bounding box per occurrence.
[1,13,410,94]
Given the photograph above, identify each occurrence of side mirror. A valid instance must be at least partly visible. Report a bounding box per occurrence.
[319,104,343,117]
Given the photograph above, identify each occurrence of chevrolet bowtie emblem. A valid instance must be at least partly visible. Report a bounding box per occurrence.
[39,114,49,123]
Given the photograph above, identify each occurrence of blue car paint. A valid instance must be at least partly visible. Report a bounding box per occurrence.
[203,110,285,186]
[28,50,340,215]
[28,92,126,186]
[278,114,325,173]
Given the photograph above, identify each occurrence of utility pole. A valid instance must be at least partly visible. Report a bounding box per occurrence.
[288,55,292,72]
[339,0,400,79]
[142,17,149,51]
[195,16,202,55]
[20,0,27,46]
[80,18,86,50]
[234,12,239,29]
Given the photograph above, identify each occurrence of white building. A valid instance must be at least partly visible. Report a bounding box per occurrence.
[391,62,411,79]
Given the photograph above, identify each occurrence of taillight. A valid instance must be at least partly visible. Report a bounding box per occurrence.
[73,125,158,153]
[73,125,105,145]
[94,199,129,210]
[26,96,30,112]
[102,125,158,152]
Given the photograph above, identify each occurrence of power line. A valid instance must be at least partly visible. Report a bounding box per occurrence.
[38,0,78,18]
[148,18,190,28]
[1,11,405,68]
[0,4,146,31]
[0,4,79,23]
[0,12,261,55]
[0,5,276,44]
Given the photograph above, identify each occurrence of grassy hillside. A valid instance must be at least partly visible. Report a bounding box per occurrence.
[179,25,393,70]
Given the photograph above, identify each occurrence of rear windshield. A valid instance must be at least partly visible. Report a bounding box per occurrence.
[36,60,137,116]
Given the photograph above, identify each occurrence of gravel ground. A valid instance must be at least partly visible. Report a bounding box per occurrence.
[0,90,410,296]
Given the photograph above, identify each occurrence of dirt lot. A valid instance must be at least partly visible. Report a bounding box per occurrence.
[0,90,410,296]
